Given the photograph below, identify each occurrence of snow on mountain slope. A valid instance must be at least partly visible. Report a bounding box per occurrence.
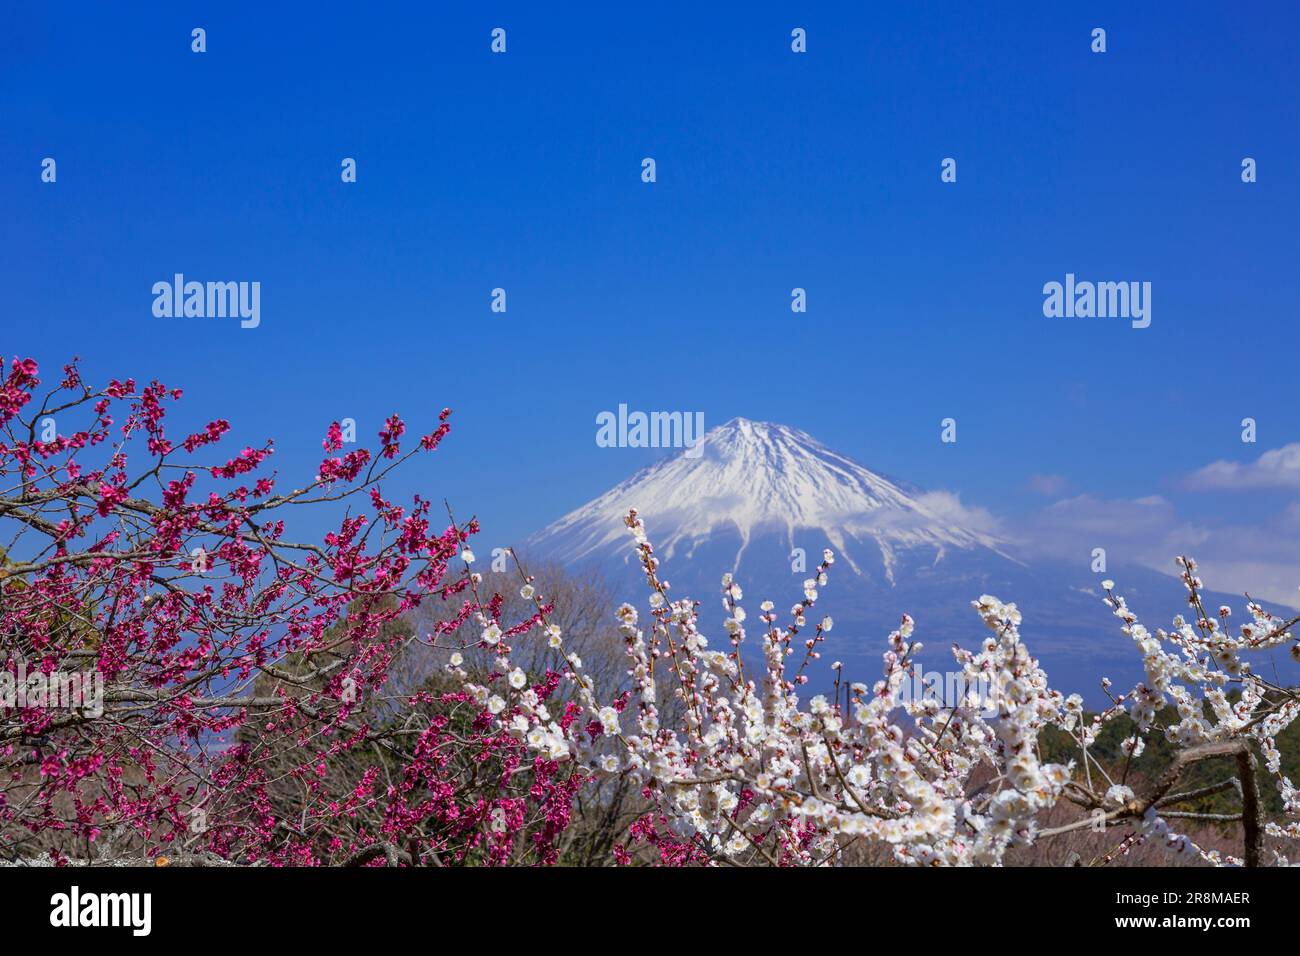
[526,417,1011,583]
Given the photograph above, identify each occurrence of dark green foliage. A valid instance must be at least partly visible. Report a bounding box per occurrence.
[1039,695,1300,818]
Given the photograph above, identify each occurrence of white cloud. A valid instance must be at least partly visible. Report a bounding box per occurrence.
[1185,443,1300,491]
[911,490,1005,536]
[1017,493,1300,608]
[1022,494,1205,564]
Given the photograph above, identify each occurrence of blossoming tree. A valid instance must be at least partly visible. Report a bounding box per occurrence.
[3,356,1297,867]
[0,357,580,865]
[451,521,1300,866]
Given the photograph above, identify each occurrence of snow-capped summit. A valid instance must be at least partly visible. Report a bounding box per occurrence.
[526,417,1008,583]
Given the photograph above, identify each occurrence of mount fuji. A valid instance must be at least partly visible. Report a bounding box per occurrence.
[530,418,1010,582]
[523,418,1293,701]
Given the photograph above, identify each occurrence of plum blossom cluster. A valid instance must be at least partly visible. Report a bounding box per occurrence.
[502,510,1074,865]
[457,511,1300,867]
[0,357,577,865]
[1063,559,1300,864]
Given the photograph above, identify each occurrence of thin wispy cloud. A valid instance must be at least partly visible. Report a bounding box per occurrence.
[1020,494,1206,566]
[1023,473,1070,497]
[1017,488,1300,608]
[1185,443,1300,491]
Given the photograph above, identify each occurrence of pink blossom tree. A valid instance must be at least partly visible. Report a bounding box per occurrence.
[0,357,582,865]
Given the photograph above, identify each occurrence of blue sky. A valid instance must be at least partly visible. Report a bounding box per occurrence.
[3,2,1299,602]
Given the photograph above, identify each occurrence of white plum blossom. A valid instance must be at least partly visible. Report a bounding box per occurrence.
[1105,784,1136,807]
[450,514,1300,868]
[598,706,621,735]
